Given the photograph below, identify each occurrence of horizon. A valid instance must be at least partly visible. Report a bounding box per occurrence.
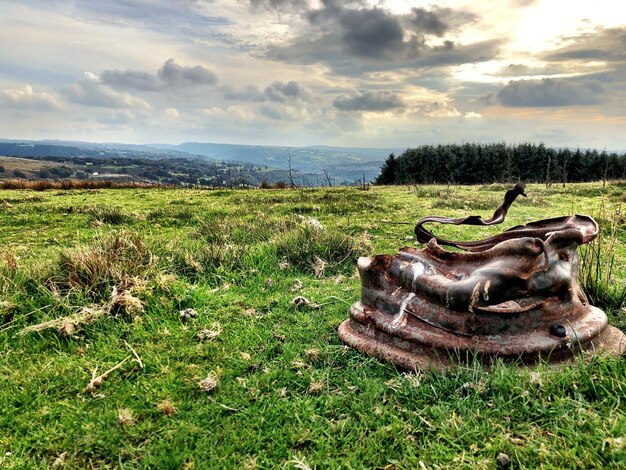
[1,1,625,149]
[2,137,625,154]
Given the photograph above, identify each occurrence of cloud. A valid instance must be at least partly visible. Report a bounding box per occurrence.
[259,104,288,120]
[264,81,306,102]
[485,78,605,107]
[222,81,307,103]
[222,85,265,101]
[0,85,63,110]
[63,72,150,108]
[333,90,404,112]
[101,69,161,91]
[100,59,218,92]
[543,27,626,63]
[249,0,308,11]
[409,6,476,37]
[416,101,461,117]
[263,3,501,75]
[158,58,217,87]
[409,7,448,37]
[339,8,405,59]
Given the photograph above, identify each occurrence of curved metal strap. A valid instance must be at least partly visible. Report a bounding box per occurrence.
[414,184,598,252]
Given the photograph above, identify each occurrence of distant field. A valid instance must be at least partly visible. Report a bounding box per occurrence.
[0,183,625,468]
[0,156,62,175]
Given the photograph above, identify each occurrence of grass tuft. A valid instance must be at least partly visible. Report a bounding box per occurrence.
[579,220,626,313]
[85,206,132,225]
[274,225,359,276]
[52,231,154,301]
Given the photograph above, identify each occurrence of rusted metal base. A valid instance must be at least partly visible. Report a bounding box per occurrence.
[340,185,626,370]
[339,304,626,370]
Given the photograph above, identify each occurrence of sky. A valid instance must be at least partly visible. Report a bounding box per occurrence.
[1,0,625,149]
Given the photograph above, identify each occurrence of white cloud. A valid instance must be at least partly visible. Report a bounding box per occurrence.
[0,85,63,110]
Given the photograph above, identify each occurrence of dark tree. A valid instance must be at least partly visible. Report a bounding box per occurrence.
[375,143,626,185]
[375,153,398,185]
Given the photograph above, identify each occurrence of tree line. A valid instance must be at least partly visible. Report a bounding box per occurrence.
[375,143,626,185]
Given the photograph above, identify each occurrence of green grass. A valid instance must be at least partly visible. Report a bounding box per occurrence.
[0,183,625,468]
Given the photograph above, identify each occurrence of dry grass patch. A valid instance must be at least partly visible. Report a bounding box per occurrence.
[52,231,154,301]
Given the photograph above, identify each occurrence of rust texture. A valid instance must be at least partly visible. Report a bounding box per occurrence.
[339,184,626,369]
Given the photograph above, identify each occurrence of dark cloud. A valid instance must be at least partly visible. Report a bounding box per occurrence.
[249,0,308,11]
[264,81,306,101]
[158,58,217,87]
[408,6,476,37]
[543,27,626,63]
[496,63,533,76]
[101,59,217,93]
[486,78,605,107]
[332,90,404,112]
[339,8,405,59]
[410,7,448,36]
[266,35,501,76]
[222,81,306,102]
[101,69,161,91]
[263,3,498,75]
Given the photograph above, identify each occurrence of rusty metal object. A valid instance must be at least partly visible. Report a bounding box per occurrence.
[339,185,626,369]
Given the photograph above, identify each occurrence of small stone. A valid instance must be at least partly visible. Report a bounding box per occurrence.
[496,452,511,469]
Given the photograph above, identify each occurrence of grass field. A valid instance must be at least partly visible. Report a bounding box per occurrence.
[0,182,625,469]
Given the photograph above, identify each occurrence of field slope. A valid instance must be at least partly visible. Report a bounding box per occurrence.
[0,183,625,468]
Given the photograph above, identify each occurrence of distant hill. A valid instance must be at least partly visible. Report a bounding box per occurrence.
[0,138,400,184]
[147,142,400,178]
